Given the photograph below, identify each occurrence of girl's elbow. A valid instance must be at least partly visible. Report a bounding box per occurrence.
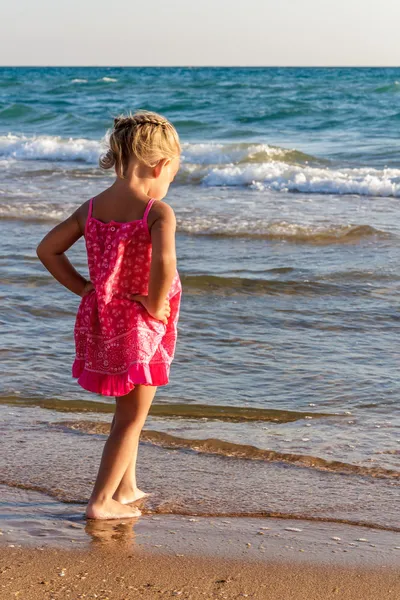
[36,241,50,262]
[36,242,45,259]
[154,253,176,266]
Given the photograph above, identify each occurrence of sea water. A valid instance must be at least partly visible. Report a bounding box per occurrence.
[0,67,399,531]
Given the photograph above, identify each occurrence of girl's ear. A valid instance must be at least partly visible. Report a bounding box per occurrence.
[153,158,171,178]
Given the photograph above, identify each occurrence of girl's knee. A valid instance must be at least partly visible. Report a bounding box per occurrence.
[113,416,143,434]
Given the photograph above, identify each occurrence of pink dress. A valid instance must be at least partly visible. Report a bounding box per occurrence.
[72,196,182,397]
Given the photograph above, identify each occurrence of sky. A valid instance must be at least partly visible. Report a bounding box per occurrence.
[2,0,400,67]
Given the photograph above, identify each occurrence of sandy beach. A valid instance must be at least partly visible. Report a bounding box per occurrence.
[1,485,400,599]
[1,533,399,600]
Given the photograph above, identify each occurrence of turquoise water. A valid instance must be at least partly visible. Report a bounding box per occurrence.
[0,67,399,530]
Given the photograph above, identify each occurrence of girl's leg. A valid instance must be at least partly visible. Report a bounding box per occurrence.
[110,415,146,504]
[85,384,157,520]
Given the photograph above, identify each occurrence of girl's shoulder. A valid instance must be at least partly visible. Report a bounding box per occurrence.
[74,197,92,236]
[147,200,176,235]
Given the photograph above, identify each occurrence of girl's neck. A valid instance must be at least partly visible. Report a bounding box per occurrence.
[110,177,152,203]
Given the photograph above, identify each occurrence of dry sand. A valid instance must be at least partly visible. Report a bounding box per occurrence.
[1,544,399,600]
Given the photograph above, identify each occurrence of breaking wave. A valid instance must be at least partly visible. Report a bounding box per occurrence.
[2,135,400,197]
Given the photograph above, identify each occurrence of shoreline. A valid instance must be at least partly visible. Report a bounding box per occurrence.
[1,484,399,565]
[1,485,399,599]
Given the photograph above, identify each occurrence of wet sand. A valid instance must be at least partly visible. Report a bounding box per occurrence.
[1,485,400,599]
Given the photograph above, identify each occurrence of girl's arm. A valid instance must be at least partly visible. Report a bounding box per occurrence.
[147,202,177,312]
[36,203,91,298]
[131,202,177,320]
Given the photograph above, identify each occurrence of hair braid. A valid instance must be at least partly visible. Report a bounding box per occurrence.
[100,110,180,179]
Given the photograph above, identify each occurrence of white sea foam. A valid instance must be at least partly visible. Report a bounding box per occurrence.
[0,137,291,166]
[71,78,87,83]
[2,135,400,198]
[181,142,400,197]
[101,77,117,82]
[202,162,400,197]
[0,133,104,163]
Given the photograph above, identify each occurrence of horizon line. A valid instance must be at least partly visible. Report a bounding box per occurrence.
[1,65,400,69]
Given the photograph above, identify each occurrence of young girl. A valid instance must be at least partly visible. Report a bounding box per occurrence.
[36,110,182,520]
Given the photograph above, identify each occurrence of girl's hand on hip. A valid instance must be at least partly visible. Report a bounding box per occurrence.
[81,280,94,297]
[130,294,171,324]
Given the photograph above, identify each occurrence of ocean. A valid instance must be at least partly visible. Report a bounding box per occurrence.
[0,67,399,534]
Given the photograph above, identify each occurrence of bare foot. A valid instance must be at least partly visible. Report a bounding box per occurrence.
[113,487,151,505]
[85,498,142,520]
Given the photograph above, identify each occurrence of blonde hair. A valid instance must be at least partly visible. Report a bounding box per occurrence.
[99,110,181,179]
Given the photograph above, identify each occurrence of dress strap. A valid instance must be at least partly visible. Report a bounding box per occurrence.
[143,197,156,223]
[143,198,157,236]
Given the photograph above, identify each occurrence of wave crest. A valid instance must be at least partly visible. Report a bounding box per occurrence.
[0,133,104,163]
[2,135,400,198]
[0,202,390,245]
[178,220,390,243]
[55,420,400,481]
